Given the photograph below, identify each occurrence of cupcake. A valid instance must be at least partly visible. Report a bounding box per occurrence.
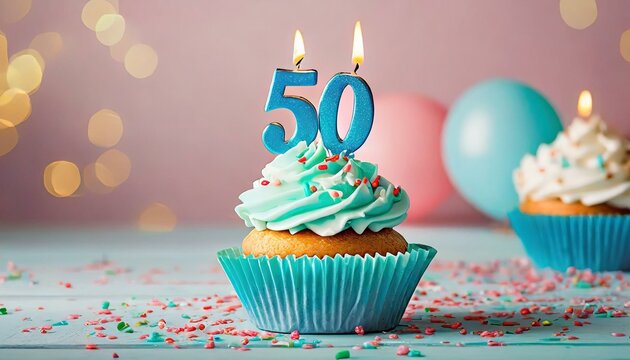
[218,141,436,334]
[509,114,630,271]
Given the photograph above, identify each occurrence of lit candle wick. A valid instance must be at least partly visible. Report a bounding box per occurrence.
[577,90,592,119]
[352,21,364,75]
[293,30,305,71]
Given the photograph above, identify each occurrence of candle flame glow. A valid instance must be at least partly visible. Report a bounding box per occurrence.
[577,90,592,118]
[293,30,305,67]
[352,21,364,67]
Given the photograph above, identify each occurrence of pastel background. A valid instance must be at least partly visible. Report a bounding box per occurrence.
[0,0,629,228]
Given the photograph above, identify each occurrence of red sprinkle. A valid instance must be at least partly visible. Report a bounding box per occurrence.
[260,180,270,186]
[371,175,381,188]
[393,187,401,196]
[520,308,531,315]
[310,185,317,193]
[331,191,340,198]
[318,164,328,170]
[205,341,215,349]
[290,330,300,340]
[85,344,98,350]
[298,156,306,163]
[325,154,339,162]
[112,353,119,358]
[611,333,626,337]
[343,164,352,173]
[355,326,365,336]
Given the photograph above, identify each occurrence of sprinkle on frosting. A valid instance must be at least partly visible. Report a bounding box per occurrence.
[235,141,409,236]
[514,115,630,209]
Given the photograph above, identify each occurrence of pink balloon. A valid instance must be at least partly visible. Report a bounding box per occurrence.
[340,93,453,222]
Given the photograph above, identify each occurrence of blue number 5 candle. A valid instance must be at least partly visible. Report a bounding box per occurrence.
[319,21,374,155]
[263,30,319,154]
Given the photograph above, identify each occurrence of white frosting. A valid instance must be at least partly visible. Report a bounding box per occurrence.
[514,115,630,209]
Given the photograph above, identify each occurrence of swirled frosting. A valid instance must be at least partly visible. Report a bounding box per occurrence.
[514,115,630,208]
[235,141,409,236]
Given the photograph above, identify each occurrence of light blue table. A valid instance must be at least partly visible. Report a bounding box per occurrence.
[1,226,629,360]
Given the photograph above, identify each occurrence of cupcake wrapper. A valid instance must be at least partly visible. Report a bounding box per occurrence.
[508,210,630,271]
[217,244,436,334]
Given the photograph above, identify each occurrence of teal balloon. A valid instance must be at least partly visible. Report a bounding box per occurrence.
[443,78,563,220]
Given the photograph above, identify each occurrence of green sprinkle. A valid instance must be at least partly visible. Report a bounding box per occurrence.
[102,301,110,310]
[181,314,190,319]
[52,321,68,326]
[117,321,130,331]
[575,281,592,289]
[542,320,552,326]
[125,328,134,333]
[167,301,176,308]
[562,157,570,169]
[408,350,423,357]
[595,312,608,318]
[336,350,350,359]
[105,269,116,276]
[147,332,163,343]
[362,342,377,349]
[0,307,7,315]
[135,320,149,326]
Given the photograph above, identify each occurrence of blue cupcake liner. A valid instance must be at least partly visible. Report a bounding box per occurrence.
[508,210,630,271]
[217,244,436,334]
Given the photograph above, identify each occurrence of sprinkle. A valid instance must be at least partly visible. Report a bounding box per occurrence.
[611,332,626,337]
[371,175,381,188]
[260,179,270,186]
[0,308,7,315]
[298,156,306,163]
[318,164,328,170]
[112,353,119,358]
[362,177,368,184]
[355,326,365,335]
[520,308,531,315]
[597,154,605,170]
[396,345,410,355]
[354,179,361,186]
[335,350,350,359]
[85,344,98,350]
[102,301,110,310]
[393,187,401,197]
[407,350,423,357]
[117,322,130,331]
[52,321,68,326]
[487,340,505,347]
[241,337,249,345]
[362,341,378,349]
[331,191,341,198]
[542,320,552,326]
[389,334,399,339]
[205,341,215,349]
[326,154,340,162]
[343,164,352,173]
[290,330,300,340]
[302,344,314,349]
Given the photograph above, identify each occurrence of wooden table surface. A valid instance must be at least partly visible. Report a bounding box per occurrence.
[1,226,629,360]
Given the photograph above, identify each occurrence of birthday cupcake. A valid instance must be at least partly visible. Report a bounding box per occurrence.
[509,105,630,271]
[217,141,436,334]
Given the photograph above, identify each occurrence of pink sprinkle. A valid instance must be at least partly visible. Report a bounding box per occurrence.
[204,341,215,349]
[331,191,340,198]
[290,330,300,340]
[389,334,399,339]
[487,340,505,347]
[343,164,352,173]
[611,333,626,337]
[352,345,362,350]
[567,336,579,340]
[302,344,314,349]
[396,345,410,356]
[112,353,119,358]
[456,342,465,347]
[355,326,365,336]
[374,336,382,341]
[237,347,250,352]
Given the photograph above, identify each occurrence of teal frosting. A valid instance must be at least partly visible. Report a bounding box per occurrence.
[235,141,409,236]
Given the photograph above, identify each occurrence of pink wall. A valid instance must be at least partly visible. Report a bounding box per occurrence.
[0,0,629,225]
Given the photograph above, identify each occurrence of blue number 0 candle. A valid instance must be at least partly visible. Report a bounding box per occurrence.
[318,21,374,155]
[319,73,374,155]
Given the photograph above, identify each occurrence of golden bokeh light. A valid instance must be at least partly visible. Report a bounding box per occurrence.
[0,32,9,92]
[6,53,43,94]
[43,161,81,197]
[124,44,158,79]
[82,162,114,194]
[0,119,18,156]
[559,0,597,30]
[95,149,131,187]
[0,0,32,24]
[138,202,177,232]
[620,29,630,62]
[0,88,31,126]
[29,32,63,61]
[81,0,118,31]
[96,14,126,46]
[88,109,123,148]
[11,48,46,72]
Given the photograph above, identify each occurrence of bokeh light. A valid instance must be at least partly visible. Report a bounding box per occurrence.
[81,0,118,31]
[0,32,10,91]
[0,119,18,156]
[559,0,598,30]
[95,149,131,187]
[0,88,31,126]
[82,162,114,194]
[137,202,177,232]
[29,32,64,61]
[124,44,158,79]
[620,29,630,62]
[95,14,126,46]
[43,161,81,197]
[11,48,46,72]
[6,53,43,94]
[0,0,32,24]
[88,109,123,148]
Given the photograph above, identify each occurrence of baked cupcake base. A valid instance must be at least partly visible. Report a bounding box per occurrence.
[520,199,630,216]
[217,243,437,334]
[242,228,408,258]
[509,209,630,271]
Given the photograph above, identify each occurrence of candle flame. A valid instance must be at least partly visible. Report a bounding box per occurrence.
[293,30,305,68]
[352,21,364,68]
[577,90,592,118]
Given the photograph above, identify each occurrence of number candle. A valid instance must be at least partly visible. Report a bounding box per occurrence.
[319,21,374,155]
[263,30,319,154]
